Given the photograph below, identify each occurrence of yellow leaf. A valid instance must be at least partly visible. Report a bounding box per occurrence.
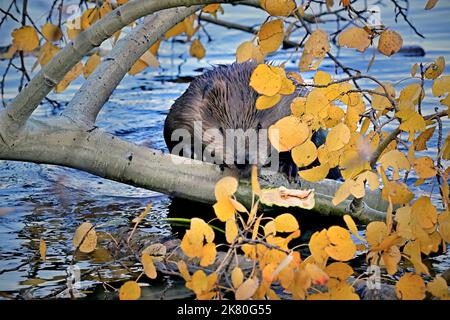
[231,267,244,288]
[290,97,306,117]
[325,123,351,152]
[73,222,97,253]
[427,276,449,299]
[332,179,352,205]
[326,262,353,280]
[313,70,332,85]
[236,41,265,64]
[235,277,259,300]
[291,139,318,167]
[202,4,223,16]
[381,245,401,275]
[299,29,330,71]
[214,176,239,200]
[213,197,236,222]
[268,116,310,152]
[80,8,99,30]
[200,242,216,267]
[38,42,60,67]
[378,150,410,180]
[177,260,191,281]
[411,63,418,77]
[425,56,445,79]
[190,39,205,60]
[274,213,299,233]
[251,165,261,197]
[119,281,141,300]
[256,94,281,110]
[309,229,329,264]
[41,23,62,42]
[298,162,330,182]
[258,19,284,54]
[305,263,329,285]
[83,53,100,79]
[225,218,238,244]
[378,30,403,57]
[189,270,208,295]
[12,26,39,52]
[55,62,83,93]
[411,196,437,230]
[250,64,282,96]
[141,253,157,279]
[338,27,371,52]
[425,0,439,10]
[395,273,426,300]
[165,20,186,38]
[343,215,365,242]
[141,243,166,262]
[261,0,296,16]
[414,126,435,151]
[381,180,414,205]
[129,51,159,75]
[412,157,436,179]
[325,226,356,261]
[371,82,395,111]
[366,221,388,248]
[39,239,46,261]
[432,75,450,96]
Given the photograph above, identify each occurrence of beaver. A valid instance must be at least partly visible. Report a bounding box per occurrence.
[164,61,338,180]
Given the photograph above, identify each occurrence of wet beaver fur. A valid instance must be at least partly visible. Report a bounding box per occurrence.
[164,61,339,180]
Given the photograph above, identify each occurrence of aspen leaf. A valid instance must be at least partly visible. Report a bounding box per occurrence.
[313,71,332,85]
[381,245,401,275]
[290,97,306,117]
[397,109,426,140]
[326,123,351,151]
[165,20,186,38]
[83,53,100,79]
[291,139,318,167]
[189,270,208,295]
[213,197,236,222]
[371,82,395,111]
[264,220,277,237]
[258,19,284,54]
[325,226,356,261]
[235,277,259,300]
[298,162,330,182]
[225,218,238,244]
[425,0,439,10]
[326,262,353,280]
[366,221,388,248]
[427,276,449,299]
[214,176,238,200]
[190,39,205,60]
[200,242,216,266]
[415,126,435,151]
[177,260,191,281]
[378,150,410,180]
[73,222,97,253]
[403,241,429,275]
[141,253,157,279]
[251,165,261,197]
[343,215,365,242]
[38,42,60,67]
[299,29,330,71]
[395,273,426,300]
[411,196,437,230]
[261,0,296,16]
[274,213,299,233]
[80,8,99,30]
[381,180,414,205]
[256,94,281,110]
[338,27,371,52]
[378,30,403,56]
[425,56,445,79]
[309,229,329,264]
[250,64,282,96]
[55,62,83,93]
[119,281,141,300]
[39,239,46,261]
[305,263,329,285]
[412,157,436,179]
[432,75,450,96]
[236,41,265,63]
[202,4,223,16]
[332,179,352,205]
[231,267,244,288]
[411,63,418,77]
[268,116,310,152]
[41,23,62,42]
[12,26,39,52]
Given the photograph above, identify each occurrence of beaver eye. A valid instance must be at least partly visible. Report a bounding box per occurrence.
[219,127,224,134]
[257,123,262,130]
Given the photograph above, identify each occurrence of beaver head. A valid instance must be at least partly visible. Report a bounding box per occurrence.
[164,62,299,176]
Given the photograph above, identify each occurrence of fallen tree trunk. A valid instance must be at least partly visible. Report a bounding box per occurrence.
[0,117,387,223]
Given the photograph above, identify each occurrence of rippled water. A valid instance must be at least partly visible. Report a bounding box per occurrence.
[0,1,449,299]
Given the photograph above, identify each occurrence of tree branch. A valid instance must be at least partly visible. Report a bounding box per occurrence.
[62,6,201,127]
[0,0,240,145]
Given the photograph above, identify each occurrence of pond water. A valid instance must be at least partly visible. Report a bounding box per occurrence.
[0,1,449,299]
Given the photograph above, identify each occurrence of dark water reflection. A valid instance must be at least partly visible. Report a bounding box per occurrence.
[0,1,449,299]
